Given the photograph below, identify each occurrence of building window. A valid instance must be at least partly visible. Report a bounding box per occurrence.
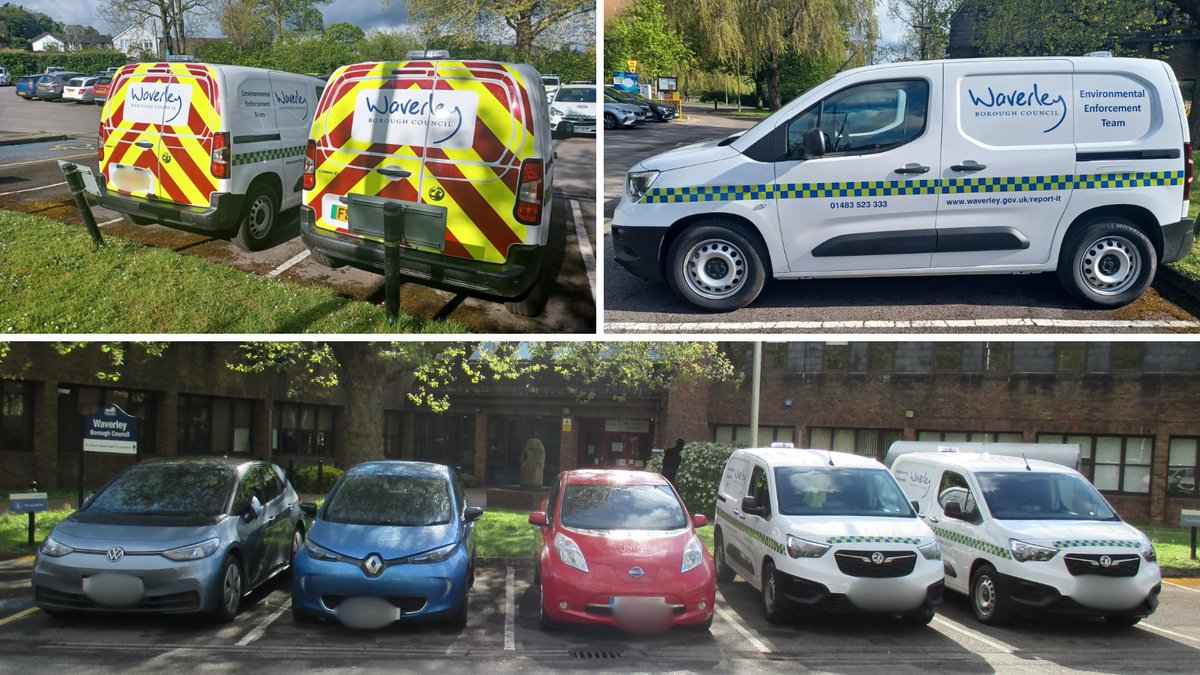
[917,431,1024,443]
[273,402,336,457]
[142,39,152,50]
[1056,343,1087,372]
[1,380,34,452]
[823,342,849,371]
[712,425,794,446]
[178,394,253,456]
[415,412,476,477]
[384,411,403,459]
[983,342,1012,372]
[933,343,962,372]
[808,427,902,461]
[867,343,896,372]
[1111,343,1144,371]
[1037,433,1152,494]
[1168,438,1199,498]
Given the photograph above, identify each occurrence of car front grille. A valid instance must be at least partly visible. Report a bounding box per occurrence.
[834,550,918,578]
[564,113,595,122]
[36,587,201,612]
[1063,553,1140,577]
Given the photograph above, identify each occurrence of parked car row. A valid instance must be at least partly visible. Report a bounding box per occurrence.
[549,82,598,137]
[14,69,115,102]
[604,85,677,130]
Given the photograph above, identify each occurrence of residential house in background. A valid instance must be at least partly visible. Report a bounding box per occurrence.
[113,17,160,57]
[30,31,112,52]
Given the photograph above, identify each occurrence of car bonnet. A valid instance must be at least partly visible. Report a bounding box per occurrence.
[310,519,460,560]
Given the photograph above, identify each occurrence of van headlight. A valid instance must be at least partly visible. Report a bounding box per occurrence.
[626,170,660,203]
[407,543,457,564]
[40,536,74,558]
[1142,544,1157,563]
[1009,539,1058,562]
[682,536,704,573]
[162,537,220,561]
[918,540,941,560]
[554,532,589,573]
[786,535,830,559]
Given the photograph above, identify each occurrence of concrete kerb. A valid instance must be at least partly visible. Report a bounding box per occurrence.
[0,133,70,147]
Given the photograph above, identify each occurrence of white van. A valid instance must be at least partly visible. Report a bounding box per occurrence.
[714,447,944,625]
[884,441,1081,471]
[612,56,1196,311]
[69,63,324,251]
[891,452,1160,626]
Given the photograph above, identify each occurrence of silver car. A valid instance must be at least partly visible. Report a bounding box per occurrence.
[33,457,304,622]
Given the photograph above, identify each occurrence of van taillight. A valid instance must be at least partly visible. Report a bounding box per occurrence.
[1186,142,1194,204]
[514,159,544,225]
[303,140,316,190]
[211,132,230,179]
[97,122,107,161]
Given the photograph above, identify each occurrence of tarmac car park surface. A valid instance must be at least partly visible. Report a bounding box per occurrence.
[602,104,1200,334]
[1,556,1199,672]
[0,94,597,333]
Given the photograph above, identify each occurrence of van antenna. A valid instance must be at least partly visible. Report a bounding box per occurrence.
[1021,453,1032,471]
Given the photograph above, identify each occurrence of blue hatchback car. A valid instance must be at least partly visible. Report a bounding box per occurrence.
[16,75,38,100]
[292,461,482,629]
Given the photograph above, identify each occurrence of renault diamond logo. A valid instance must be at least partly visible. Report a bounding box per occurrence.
[106,547,125,563]
[628,567,645,578]
[871,552,885,565]
[1099,555,1112,568]
[363,554,384,577]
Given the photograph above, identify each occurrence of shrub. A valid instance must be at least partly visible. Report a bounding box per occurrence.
[0,49,126,80]
[291,464,344,494]
[667,441,739,518]
[459,472,481,488]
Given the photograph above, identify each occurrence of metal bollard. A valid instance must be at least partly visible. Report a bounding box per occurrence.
[58,162,104,247]
[317,459,325,493]
[27,480,38,546]
[383,202,404,322]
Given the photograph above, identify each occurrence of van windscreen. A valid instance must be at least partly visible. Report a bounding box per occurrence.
[775,468,914,517]
[977,472,1119,521]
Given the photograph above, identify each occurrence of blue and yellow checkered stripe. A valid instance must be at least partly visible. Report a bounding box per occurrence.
[640,171,1184,204]
[233,145,306,167]
[826,535,923,546]
[1052,539,1142,550]
[715,509,785,555]
[933,526,1011,559]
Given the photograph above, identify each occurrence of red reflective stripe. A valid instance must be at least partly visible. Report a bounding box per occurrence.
[443,232,470,259]
[162,138,217,201]
[424,160,521,256]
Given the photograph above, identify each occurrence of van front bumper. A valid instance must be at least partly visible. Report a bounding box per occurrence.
[993,571,1160,618]
[301,206,543,301]
[1160,217,1197,263]
[611,224,668,281]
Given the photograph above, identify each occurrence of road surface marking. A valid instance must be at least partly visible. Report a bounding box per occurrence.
[98,217,122,227]
[608,318,1200,332]
[235,598,291,646]
[1163,580,1200,594]
[0,181,67,197]
[267,250,311,278]
[0,607,38,627]
[0,579,31,592]
[570,198,596,302]
[0,152,95,169]
[1140,621,1200,646]
[932,615,1016,653]
[504,566,515,651]
[713,604,770,654]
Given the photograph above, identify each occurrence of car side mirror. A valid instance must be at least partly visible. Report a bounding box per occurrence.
[741,495,764,517]
[693,514,709,528]
[464,506,484,523]
[299,502,318,518]
[244,495,263,521]
[529,511,548,526]
[943,501,964,520]
[910,500,921,515]
[803,127,826,159]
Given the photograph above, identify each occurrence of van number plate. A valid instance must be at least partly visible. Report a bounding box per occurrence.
[335,204,348,222]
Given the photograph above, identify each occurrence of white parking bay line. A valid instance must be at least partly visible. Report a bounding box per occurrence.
[0,607,38,627]
[713,605,770,654]
[235,598,291,646]
[931,615,1016,653]
[608,318,1200,333]
[570,198,596,301]
[0,181,67,197]
[504,566,516,651]
[0,152,95,169]
[1139,621,1200,646]
[98,217,123,227]
[1163,580,1200,594]
[267,250,311,278]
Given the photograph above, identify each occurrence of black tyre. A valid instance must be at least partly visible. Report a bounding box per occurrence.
[971,564,1011,625]
[537,576,562,632]
[1103,615,1142,628]
[713,529,736,583]
[690,611,715,632]
[283,527,304,577]
[447,589,469,629]
[232,182,279,252]
[291,602,320,623]
[210,555,244,623]
[604,113,618,130]
[505,202,566,317]
[1056,217,1156,308]
[760,560,790,625]
[902,606,936,626]
[667,222,769,312]
[307,246,346,269]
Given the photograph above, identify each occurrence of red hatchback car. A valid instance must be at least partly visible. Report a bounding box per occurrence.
[530,470,716,633]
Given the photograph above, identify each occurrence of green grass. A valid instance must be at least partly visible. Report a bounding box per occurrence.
[475,508,540,558]
[1134,522,1200,572]
[1166,151,1200,281]
[0,209,465,333]
[0,510,71,559]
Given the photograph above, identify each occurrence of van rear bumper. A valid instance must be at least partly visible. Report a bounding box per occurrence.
[77,168,243,236]
[1160,217,1197,264]
[300,206,543,301]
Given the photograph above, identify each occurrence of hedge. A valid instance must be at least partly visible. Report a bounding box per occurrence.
[291,463,344,494]
[647,441,740,518]
[0,49,127,80]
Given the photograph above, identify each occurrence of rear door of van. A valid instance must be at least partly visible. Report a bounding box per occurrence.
[101,64,172,201]
[157,63,221,208]
[308,59,539,264]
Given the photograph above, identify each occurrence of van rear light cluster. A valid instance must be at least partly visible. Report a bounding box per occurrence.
[211,132,230,179]
[1185,142,1194,204]
[97,122,108,161]
[514,159,544,225]
[303,140,316,190]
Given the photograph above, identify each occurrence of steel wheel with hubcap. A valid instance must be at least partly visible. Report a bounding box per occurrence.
[1057,217,1155,308]
[667,222,768,311]
[760,560,790,624]
[232,183,279,251]
[713,530,736,583]
[971,564,1010,625]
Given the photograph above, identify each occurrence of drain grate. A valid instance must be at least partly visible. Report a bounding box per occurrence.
[569,648,624,660]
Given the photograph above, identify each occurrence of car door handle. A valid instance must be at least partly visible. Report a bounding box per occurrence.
[951,161,987,172]
[134,140,154,150]
[894,163,930,174]
[374,167,412,180]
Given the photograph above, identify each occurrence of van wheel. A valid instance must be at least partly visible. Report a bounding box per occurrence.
[307,246,346,269]
[505,205,566,317]
[604,113,618,130]
[1103,615,1142,628]
[1056,217,1155,308]
[667,222,768,312]
[760,560,790,624]
[713,529,736,583]
[971,564,1010,625]
[902,606,936,626]
[232,183,279,252]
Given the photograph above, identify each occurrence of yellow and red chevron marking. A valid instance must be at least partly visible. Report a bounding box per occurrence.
[101,63,222,208]
[307,60,539,264]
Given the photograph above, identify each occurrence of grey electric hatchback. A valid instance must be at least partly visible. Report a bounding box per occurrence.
[32,457,304,621]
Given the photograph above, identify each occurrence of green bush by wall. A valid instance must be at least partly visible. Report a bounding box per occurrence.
[0,49,127,80]
[647,441,740,518]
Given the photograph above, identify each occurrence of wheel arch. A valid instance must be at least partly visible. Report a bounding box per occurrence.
[661,213,776,280]
[1060,204,1163,263]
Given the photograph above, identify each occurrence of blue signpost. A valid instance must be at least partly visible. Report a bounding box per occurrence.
[9,485,48,546]
[80,405,141,507]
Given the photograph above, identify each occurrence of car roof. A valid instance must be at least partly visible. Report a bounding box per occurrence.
[733,447,886,469]
[896,452,1074,474]
[563,469,669,486]
[345,460,450,479]
[135,456,259,471]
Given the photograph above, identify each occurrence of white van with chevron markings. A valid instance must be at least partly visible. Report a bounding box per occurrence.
[612,56,1196,311]
[891,452,1161,627]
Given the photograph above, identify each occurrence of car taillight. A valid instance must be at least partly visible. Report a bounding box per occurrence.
[1186,142,1194,204]
[211,132,230,179]
[303,140,316,190]
[98,121,108,161]
[514,158,544,225]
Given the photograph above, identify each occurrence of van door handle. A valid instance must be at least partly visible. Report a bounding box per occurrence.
[894,164,929,174]
[734,511,746,520]
[926,516,939,524]
[134,141,154,150]
[374,167,412,180]
[951,161,987,172]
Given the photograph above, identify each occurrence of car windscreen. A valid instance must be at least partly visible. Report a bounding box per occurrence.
[86,463,236,517]
[555,88,595,103]
[775,467,914,517]
[560,484,687,530]
[322,475,453,526]
[977,471,1120,521]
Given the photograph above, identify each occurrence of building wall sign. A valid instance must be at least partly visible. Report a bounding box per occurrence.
[604,419,651,433]
[82,405,140,455]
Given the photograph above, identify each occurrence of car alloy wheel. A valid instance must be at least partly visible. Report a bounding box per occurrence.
[222,561,242,616]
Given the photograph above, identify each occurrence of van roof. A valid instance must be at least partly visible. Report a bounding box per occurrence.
[732,447,885,469]
[118,62,324,84]
[840,55,1164,80]
[895,452,1076,475]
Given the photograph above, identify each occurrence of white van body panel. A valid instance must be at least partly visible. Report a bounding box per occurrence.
[883,441,1081,471]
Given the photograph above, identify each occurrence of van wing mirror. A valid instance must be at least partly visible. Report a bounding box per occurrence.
[740,495,763,516]
[803,127,826,159]
[943,501,964,520]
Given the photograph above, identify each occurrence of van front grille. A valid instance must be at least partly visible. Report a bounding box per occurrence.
[1063,553,1140,577]
[834,550,917,578]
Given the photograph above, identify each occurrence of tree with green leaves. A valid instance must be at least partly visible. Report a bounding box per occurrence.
[0,3,60,40]
[604,0,692,85]
[323,21,365,44]
[970,0,1182,57]
[261,0,330,43]
[887,0,960,60]
[400,0,595,62]
[215,0,272,56]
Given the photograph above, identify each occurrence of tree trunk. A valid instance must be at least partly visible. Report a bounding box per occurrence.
[513,14,534,62]
[765,54,782,110]
[330,345,389,470]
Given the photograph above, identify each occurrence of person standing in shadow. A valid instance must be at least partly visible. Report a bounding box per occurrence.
[662,438,684,485]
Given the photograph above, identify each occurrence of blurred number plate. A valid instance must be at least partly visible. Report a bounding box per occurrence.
[610,596,666,613]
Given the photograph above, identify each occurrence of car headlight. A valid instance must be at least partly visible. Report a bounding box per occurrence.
[554,532,589,573]
[626,169,660,203]
[550,106,564,117]
[682,536,704,573]
[407,542,457,564]
[162,537,221,561]
[786,535,830,559]
[40,536,74,558]
[918,540,941,560]
[1009,538,1058,562]
[305,539,341,562]
[1142,543,1157,563]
